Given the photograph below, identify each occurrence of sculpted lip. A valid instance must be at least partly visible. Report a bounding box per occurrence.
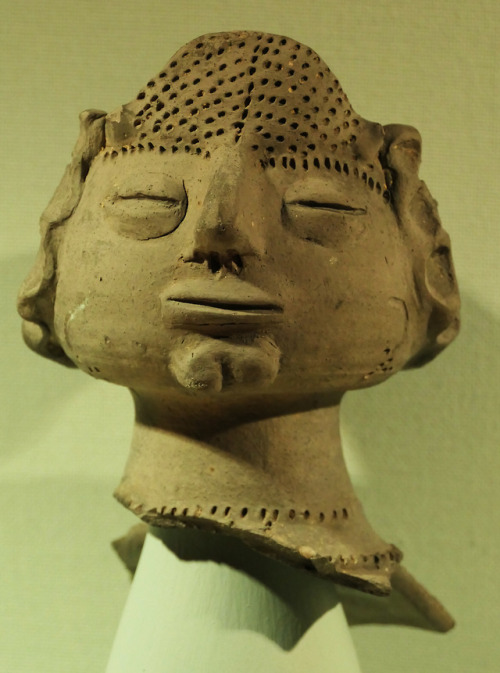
[162,279,284,329]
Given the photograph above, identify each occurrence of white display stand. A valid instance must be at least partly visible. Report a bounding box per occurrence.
[107,527,363,672]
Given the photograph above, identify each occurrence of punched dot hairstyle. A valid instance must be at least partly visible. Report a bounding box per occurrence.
[103,31,390,201]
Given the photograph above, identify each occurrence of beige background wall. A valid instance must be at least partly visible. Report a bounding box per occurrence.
[1,0,498,670]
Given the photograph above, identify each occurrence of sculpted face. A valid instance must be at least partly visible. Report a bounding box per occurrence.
[52,141,415,396]
[19,30,460,403]
[43,32,426,401]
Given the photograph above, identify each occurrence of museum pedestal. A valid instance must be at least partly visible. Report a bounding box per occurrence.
[106,527,363,672]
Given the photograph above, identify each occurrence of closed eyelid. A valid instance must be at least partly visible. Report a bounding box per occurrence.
[286,199,367,214]
[102,180,187,240]
[117,193,182,203]
[111,176,186,202]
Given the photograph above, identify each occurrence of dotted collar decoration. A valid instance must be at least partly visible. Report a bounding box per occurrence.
[103,31,390,201]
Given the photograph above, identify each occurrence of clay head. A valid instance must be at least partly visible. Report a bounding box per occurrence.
[17,32,460,628]
[18,31,459,401]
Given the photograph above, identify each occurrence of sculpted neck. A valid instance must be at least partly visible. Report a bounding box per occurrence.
[114,389,397,596]
[117,390,358,513]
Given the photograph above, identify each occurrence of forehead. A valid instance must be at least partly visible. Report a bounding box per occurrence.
[91,147,388,214]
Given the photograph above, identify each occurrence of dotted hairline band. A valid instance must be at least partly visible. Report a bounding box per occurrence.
[99,145,391,203]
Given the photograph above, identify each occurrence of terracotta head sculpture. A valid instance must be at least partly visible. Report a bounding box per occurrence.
[18,31,459,628]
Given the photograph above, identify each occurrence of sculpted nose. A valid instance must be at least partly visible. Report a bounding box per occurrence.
[183,154,269,272]
[189,198,250,274]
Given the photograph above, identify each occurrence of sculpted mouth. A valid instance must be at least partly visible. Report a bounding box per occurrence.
[162,279,283,331]
[169,298,283,312]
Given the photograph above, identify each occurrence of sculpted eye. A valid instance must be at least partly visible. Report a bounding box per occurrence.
[283,193,368,248]
[288,200,366,215]
[103,183,187,240]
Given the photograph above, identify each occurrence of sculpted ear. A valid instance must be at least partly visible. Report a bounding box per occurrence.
[17,109,107,366]
[381,124,460,367]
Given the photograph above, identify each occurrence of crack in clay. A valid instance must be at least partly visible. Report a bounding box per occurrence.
[64,298,88,345]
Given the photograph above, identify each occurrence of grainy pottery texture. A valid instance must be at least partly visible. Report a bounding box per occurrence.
[18,31,460,632]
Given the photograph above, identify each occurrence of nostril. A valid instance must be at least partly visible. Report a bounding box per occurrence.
[224,250,244,275]
[189,250,205,264]
[207,252,223,273]
[185,250,244,275]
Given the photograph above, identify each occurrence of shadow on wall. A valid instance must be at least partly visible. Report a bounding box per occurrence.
[1,254,88,456]
[342,292,500,672]
[342,291,499,524]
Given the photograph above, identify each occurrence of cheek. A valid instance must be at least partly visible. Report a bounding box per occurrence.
[278,237,415,386]
[53,236,172,382]
[325,293,410,378]
[55,288,160,354]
